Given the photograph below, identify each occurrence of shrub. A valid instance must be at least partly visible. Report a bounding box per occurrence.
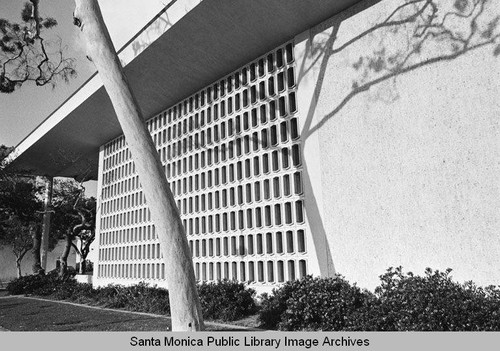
[197,280,257,321]
[257,283,297,330]
[67,282,96,304]
[6,274,35,295]
[349,267,500,331]
[258,275,369,330]
[115,282,170,315]
[96,284,129,308]
[6,270,71,296]
[48,278,78,300]
[10,265,500,331]
[258,268,500,331]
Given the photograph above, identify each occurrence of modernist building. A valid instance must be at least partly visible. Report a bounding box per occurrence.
[8,0,500,291]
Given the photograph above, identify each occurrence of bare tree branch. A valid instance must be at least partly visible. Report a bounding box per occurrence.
[0,1,76,93]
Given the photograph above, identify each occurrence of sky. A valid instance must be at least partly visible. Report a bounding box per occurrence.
[0,0,168,195]
[0,0,167,148]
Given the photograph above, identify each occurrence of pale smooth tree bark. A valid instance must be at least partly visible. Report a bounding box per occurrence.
[40,176,53,271]
[73,0,204,331]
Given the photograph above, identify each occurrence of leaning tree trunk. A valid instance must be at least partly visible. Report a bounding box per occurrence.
[79,235,94,274]
[15,249,29,278]
[73,0,204,331]
[59,233,73,278]
[40,176,53,272]
[31,224,44,274]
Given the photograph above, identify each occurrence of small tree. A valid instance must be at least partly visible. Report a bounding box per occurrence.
[0,217,34,277]
[1,146,46,276]
[2,0,78,274]
[51,179,95,276]
[74,212,96,274]
[67,196,96,275]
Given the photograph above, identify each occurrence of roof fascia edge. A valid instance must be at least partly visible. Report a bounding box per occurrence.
[8,0,201,167]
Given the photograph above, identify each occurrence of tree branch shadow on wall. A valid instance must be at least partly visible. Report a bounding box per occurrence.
[297,0,499,277]
[304,0,500,139]
[131,12,174,59]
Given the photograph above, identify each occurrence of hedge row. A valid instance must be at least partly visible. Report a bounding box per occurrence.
[6,271,256,322]
[8,267,500,330]
[258,267,500,331]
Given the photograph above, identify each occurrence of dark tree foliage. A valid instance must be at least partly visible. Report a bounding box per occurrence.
[0,0,76,93]
[1,147,91,276]
[0,145,14,179]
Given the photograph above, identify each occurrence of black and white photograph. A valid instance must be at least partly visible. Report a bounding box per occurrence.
[1,0,499,349]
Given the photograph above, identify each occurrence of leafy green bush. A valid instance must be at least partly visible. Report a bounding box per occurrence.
[258,268,500,331]
[197,280,257,321]
[349,267,500,331]
[64,282,171,315]
[6,274,37,295]
[67,281,96,304]
[104,283,170,315]
[126,283,170,315]
[9,275,256,321]
[258,275,369,330]
[47,278,78,300]
[10,266,500,331]
[257,283,297,330]
[6,270,70,296]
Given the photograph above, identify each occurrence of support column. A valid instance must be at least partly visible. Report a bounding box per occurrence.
[41,176,53,271]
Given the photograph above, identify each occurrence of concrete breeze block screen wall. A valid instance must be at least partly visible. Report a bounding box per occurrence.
[94,41,309,291]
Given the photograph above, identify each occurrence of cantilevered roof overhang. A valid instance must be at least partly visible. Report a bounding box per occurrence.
[7,0,360,180]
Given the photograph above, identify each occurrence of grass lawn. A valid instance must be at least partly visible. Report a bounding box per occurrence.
[0,296,255,331]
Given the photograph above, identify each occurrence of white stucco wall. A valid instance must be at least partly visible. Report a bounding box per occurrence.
[296,0,500,289]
